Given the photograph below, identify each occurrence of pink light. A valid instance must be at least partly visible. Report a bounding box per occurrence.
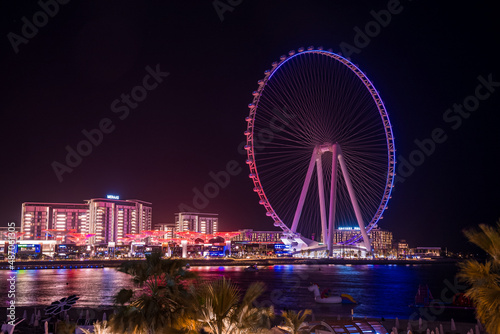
[3,232,25,239]
[125,233,147,241]
[141,230,167,237]
[214,231,240,239]
[66,233,96,245]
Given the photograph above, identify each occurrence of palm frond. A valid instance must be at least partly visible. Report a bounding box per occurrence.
[458,220,500,333]
[194,278,274,334]
[463,222,500,263]
[241,281,266,306]
[281,309,312,334]
[458,260,492,284]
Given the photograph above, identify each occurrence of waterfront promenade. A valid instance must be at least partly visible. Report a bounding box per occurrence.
[1,257,460,270]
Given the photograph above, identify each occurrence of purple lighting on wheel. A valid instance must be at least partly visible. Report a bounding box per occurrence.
[244,47,396,252]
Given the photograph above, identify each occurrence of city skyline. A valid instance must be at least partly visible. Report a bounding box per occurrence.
[1,2,499,252]
[12,197,401,259]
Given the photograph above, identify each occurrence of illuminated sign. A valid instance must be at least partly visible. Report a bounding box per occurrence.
[14,244,41,253]
[131,242,145,245]
[338,227,360,230]
[106,195,120,200]
[209,251,224,257]
[275,243,291,255]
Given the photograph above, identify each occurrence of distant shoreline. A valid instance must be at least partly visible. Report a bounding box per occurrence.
[1,257,461,270]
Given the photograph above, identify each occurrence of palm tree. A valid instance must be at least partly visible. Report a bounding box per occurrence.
[79,321,112,334]
[458,220,500,334]
[195,277,274,334]
[109,251,198,333]
[280,309,312,334]
[114,288,134,306]
[117,250,196,286]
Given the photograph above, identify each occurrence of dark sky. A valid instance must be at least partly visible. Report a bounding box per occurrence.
[1,1,499,252]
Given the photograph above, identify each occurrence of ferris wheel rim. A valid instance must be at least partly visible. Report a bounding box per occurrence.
[245,48,396,243]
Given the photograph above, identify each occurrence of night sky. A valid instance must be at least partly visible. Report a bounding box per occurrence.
[1,1,499,252]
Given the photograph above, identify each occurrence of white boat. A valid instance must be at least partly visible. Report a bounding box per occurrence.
[308,284,357,304]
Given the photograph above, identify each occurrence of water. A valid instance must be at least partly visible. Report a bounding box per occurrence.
[1,263,462,320]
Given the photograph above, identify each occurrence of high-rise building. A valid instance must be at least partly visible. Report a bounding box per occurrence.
[369,227,393,251]
[333,226,393,251]
[86,198,152,245]
[21,197,152,245]
[22,202,89,240]
[393,239,409,256]
[175,212,218,234]
[333,227,362,245]
[154,222,176,238]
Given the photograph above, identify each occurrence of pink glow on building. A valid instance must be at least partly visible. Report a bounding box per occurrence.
[21,198,152,245]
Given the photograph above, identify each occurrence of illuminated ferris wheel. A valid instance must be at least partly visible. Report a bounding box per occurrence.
[244,47,395,252]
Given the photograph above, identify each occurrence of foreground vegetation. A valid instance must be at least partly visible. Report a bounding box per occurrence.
[458,220,500,334]
[75,251,307,334]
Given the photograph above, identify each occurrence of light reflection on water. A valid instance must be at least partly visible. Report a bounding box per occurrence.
[0,264,459,319]
[4,268,131,308]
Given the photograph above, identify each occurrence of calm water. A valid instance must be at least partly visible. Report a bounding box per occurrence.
[0,263,462,319]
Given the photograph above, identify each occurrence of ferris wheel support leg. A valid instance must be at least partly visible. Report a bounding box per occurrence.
[327,143,339,255]
[316,153,328,246]
[337,151,371,252]
[291,147,318,233]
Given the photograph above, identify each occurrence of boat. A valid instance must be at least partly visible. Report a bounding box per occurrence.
[414,284,433,307]
[410,284,475,322]
[244,264,259,272]
[412,284,474,309]
[308,283,357,304]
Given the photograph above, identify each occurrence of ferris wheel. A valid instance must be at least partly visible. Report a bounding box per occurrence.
[244,47,395,252]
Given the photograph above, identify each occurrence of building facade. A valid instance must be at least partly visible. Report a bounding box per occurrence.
[21,197,152,245]
[414,247,442,258]
[22,202,89,240]
[175,212,218,234]
[369,227,393,251]
[393,239,409,256]
[333,226,393,251]
[87,198,152,245]
[154,222,176,239]
[232,229,283,243]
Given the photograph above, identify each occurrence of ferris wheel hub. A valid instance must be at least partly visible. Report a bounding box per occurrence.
[318,143,335,153]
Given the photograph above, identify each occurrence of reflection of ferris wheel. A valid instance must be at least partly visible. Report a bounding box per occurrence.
[244,47,395,253]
